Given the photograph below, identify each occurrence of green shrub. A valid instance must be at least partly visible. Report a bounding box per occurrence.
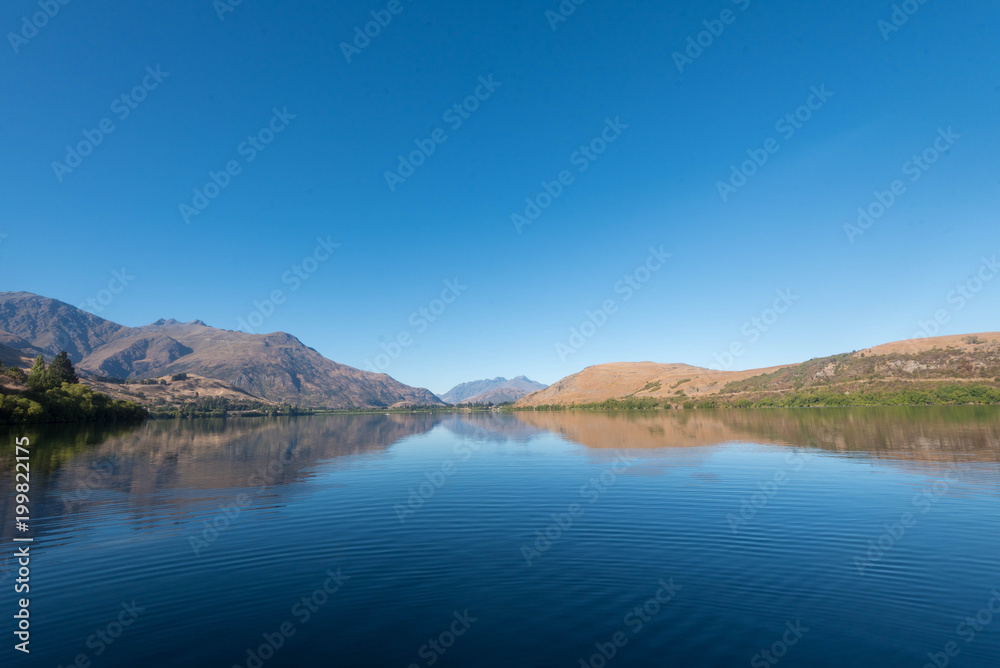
[0,382,147,424]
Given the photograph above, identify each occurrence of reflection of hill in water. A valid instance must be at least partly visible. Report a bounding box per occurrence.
[53,413,442,490]
[9,413,545,515]
[7,408,999,536]
[0,415,445,541]
[715,407,1000,463]
[438,412,548,443]
[515,410,742,451]
[513,407,1000,464]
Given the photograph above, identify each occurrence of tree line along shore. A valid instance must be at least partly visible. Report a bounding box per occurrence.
[4,352,1000,425]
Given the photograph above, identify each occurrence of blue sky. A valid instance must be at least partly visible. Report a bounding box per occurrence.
[2,0,999,394]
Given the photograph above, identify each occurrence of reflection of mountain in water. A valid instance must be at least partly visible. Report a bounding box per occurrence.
[514,407,1000,464]
[7,412,546,527]
[60,414,441,489]
[8,408,999,542]
[437,412,548,443]
[1,414,446,542]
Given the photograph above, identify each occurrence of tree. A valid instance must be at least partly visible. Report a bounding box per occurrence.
[0,361,18,383]
[48,351,79,385]
[27,356,54,391]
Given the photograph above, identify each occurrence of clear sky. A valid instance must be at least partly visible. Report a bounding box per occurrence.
[2,0,999,394]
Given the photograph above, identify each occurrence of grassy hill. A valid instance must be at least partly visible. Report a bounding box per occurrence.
[516,333,1000,409]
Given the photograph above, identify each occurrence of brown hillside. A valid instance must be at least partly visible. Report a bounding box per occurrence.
[83,374,269,411]
[517,332,1000,407]
[0,292,443,409]
[517,362,791,407]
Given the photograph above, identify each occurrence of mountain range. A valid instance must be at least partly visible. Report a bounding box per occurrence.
[439,376,547,405]
[0,292,442,409]
[515,332,1000,407]
[4,291,998,412]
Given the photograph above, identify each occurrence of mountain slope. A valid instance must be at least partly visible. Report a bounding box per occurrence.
[0,342,33,369]
[516,362,788,406]
[0,292,443,409]
[0,291,133,360]
[85,373,273,410]
[716,333,1000,397]
[516,332,1000,407]
[440,376,547,404]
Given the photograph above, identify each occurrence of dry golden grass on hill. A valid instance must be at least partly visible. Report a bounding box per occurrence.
[516,362,791,406]
[855,332,1000,356]
[83,374,273,410]
[516,332,1000,407]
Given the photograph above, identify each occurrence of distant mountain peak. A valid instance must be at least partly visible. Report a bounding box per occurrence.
[441,375,548,405]
[148,318,209,327]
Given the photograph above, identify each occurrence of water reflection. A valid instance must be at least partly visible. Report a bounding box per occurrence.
[6,408,999,504]
[515,407,1000,463]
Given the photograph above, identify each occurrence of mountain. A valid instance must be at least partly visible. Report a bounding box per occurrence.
[440,376,547,405]
[0,292,443,409]
[515,362,785,406]
[0,291,132,360]
[516,332,1000,407]
[0,341,33,369]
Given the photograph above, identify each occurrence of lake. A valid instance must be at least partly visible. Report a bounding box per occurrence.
[4,408,1000,667]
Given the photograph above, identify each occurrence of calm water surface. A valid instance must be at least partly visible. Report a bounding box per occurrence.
[3,408,1000,667]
